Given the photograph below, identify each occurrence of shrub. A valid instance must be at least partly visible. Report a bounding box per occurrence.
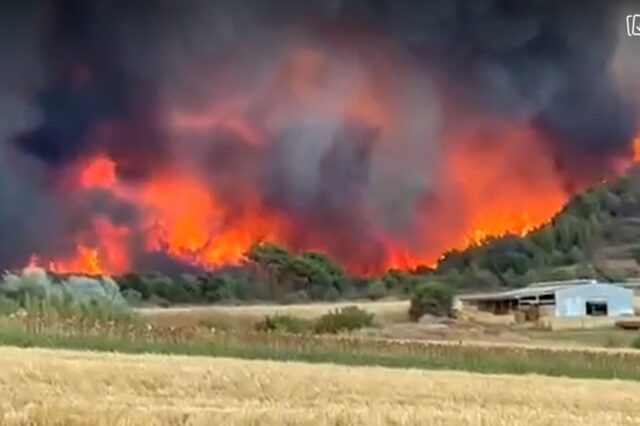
[121,288,143,307]
[631,336,640,350]
[0,267,131,320]
[0,296,19,316]
[147,294,170,308]
[199,274,246,303]
[115,273,153,300]
[381,270,417,295]
[314,306,375,334]
[279,290,309,305]
[254,314,311,334]
[409,282,454,321]
[364,280,387,300]
[320,286,340,301]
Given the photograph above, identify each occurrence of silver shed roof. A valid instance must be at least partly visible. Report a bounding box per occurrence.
[457,279,623,302]
[458,285,570,302]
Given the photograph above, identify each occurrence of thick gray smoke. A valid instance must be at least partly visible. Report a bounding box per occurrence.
[0,0,636,272]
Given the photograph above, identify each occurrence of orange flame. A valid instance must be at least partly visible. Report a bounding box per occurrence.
[30,47,640,276]
[80,156,117,190]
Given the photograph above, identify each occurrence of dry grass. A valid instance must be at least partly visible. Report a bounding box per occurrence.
[139,300,409,329]
[0,347,639,425]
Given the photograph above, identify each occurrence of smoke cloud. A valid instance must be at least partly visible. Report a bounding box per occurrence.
[0,0,637,273]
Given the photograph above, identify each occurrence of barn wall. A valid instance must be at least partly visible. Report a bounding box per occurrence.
[554,284,634,317]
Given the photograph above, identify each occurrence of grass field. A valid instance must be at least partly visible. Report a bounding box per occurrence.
[0,347,639,426]
[4,319,640,380]
[138,299,640,349]
[138,300,410,329]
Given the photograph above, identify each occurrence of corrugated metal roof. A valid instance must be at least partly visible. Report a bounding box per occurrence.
[459,285,569,302]
[458,281,630,302]
[526,279,597,288]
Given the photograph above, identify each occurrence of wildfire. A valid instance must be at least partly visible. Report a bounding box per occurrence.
[447,126,568,248]
[27,46,640,276]
[80,156,117,190]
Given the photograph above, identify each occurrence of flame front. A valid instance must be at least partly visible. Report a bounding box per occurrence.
[29,46,639,275]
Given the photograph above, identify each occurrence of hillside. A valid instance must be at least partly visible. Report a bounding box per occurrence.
[38,166,640,307]
[434,166,640,290]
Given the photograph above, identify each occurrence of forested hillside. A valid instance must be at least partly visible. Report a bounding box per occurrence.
[436,166,640,290]
[49,166,640,307]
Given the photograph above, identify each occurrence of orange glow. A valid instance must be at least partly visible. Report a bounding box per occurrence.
[80,156,117,190]
[31,47,640,276]
[448,126,568,247]
[140,174,278,267]
[49,246,102,275]
[142,175,219,255]
[48,218,131,275]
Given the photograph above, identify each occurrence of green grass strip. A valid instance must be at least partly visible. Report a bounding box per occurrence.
[0,328,639,381]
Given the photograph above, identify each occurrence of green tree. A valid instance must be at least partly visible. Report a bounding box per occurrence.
[381,269,417,294]
[246,242,292,268]
[408,282,454,321]
[198,274,244,303]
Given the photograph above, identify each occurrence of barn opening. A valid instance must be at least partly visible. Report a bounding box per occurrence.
[585,301,608,316]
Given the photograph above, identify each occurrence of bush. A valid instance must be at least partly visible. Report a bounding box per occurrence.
[0,296,19,316]
[147,294,170,308]
[409,282,454,321]
[114,273,153,300]
[631,336,640,350]
[320,286,340,301]
[121,288,143,306]
[364,280,387,300]
[314,306,375,334]
[0,267,130,319]
[381,270,418,295]
[199,274,246,303]
[279,290,309,305]
[254,314,311,334]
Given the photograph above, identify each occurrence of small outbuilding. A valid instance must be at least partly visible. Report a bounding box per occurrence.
[456,280,634,321]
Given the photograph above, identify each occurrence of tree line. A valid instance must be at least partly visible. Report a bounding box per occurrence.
[107,168,640,319]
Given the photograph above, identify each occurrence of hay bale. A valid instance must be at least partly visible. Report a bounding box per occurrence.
[616,318,640,330]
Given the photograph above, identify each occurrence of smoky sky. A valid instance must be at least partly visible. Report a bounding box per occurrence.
[0,0,637,271]
[10,0,635,175]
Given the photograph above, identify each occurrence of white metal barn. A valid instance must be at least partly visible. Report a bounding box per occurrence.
[457,280,634,319]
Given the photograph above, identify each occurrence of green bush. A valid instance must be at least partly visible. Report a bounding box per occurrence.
[409,282,454,321]
[314,306,375,334]
[0,296,19,316]
[630,336,640,350]
[199,274,247,303]
[254,314,311,334]
[279,290,309,305]
[364,280,387,300]
[115,273,153,300]
[0,268,132,322]
[381,270,418,295]
[121,288,143,307]
[319,286,340,301]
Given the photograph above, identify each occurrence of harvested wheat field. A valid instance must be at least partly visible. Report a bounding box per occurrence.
[0,347,639,426]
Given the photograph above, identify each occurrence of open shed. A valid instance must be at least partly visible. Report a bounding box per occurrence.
[457,281,634,320]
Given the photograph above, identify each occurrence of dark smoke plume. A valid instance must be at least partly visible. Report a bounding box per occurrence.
[0,0,637,272]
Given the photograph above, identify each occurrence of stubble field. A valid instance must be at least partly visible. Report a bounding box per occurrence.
[0,347,639,426]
